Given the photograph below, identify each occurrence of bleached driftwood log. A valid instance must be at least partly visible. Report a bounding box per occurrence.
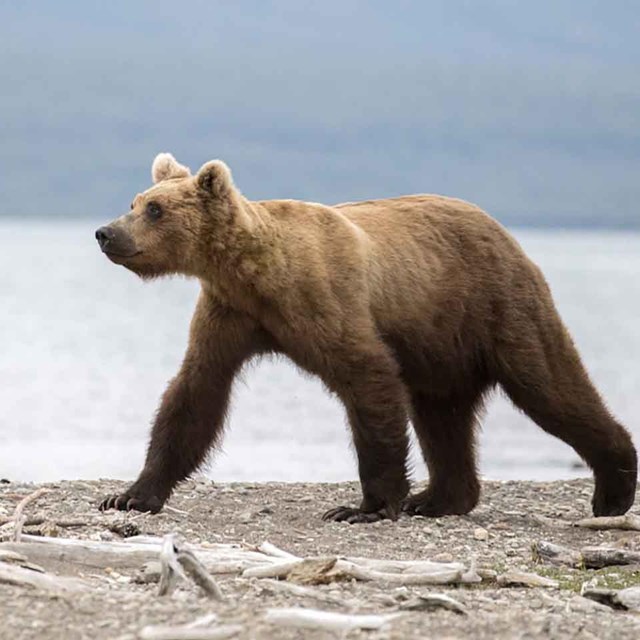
[335,559,464,585]
[243,556,466,585]
[0,561,84,592]
[0,535,281,572]
[264,607,402,632]
[581,547,640,569]
[574,514,640,531]
[532,540,640,569]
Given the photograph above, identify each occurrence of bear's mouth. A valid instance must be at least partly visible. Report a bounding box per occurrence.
[104,250,143,264]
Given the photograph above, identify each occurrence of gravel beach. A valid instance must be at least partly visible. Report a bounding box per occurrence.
[1,477,640,639]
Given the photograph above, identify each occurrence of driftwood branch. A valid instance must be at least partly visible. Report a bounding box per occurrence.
[9,488,50,542]
[138,624,242,640]
[532,540,640,569]
[0,516,96,528]
[574,515,640,531]
[497,570,559,589]
[157,534,224,600]
[255,541,299,560]
[259,578,353,606]
[399,593,467,615]
[177,549,225,601]
[0,561,84,592]
[532,541,583,568]
[157,534,186,596]
[264,607,402,632]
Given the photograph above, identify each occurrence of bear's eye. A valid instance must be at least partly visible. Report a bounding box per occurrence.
[145,201,163,221]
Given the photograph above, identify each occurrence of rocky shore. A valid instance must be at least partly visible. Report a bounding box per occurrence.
[1,477,640,639]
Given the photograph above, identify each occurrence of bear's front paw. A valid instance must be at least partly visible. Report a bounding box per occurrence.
[99,489,164,514]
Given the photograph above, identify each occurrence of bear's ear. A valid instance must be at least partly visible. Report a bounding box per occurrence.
[151,153,191,184]
[196,160,234,199]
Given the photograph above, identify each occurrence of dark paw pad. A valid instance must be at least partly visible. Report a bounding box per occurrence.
[99,492,164,514]
[322,505,387,524]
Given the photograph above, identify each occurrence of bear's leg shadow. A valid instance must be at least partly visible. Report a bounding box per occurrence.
[497,328,637,517]
[320,341,411,524]
[100,298,258,513]
[403,390,485,517]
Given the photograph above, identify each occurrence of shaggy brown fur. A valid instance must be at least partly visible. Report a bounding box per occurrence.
[95,153,637,522]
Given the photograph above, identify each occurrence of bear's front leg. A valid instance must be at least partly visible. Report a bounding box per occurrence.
[99,296,258,513]
[319,340,411,524]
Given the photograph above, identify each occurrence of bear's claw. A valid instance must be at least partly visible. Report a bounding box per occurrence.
[99,492,164,514]
[322,505,388,524]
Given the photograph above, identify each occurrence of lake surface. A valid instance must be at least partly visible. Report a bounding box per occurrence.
[1,220,638,485]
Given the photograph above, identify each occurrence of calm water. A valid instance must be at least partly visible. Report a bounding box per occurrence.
[1,220,638,484]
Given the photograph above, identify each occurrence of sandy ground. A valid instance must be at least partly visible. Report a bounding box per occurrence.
[1,477,640,639]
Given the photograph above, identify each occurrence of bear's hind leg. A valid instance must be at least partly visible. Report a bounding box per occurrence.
[404,390,485,517]
[498,329,637,517]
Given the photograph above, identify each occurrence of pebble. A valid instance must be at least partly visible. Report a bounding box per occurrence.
[474,527,489,541]
[239,511,253,524]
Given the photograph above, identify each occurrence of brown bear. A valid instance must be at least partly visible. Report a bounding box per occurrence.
[95,152,637,523]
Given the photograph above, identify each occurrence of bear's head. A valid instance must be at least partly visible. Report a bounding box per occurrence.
[95,153,244,279]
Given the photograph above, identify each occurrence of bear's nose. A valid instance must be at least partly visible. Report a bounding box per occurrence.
[95,226,115,250]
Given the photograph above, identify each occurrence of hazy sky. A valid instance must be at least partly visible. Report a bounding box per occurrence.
[1,1,638,227]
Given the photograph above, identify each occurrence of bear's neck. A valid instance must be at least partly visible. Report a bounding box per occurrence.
[199,197,287,314]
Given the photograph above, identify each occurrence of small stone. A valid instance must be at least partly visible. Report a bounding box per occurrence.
[38,521,60,537]
[567,595,612,613]
[474,527,489,541]
[134,561,162,584]
[109,522,141,538]
[371,593,398,607]
[391,586,410,601]
[239,511,253,524]
[432,552,454,563]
